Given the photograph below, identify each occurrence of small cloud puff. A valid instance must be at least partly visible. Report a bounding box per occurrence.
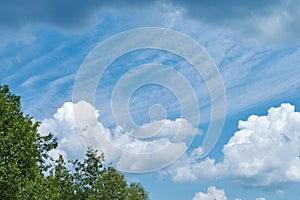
[193,186,228,200]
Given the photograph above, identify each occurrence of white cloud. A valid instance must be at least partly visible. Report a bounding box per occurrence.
[39,102,89,161]
[39,100,198,172]
[222,103,300,184]
[171,153,218,182]
[256,198,266,200]
[169,103,300,186]
[193,186,228,200]
[130,118,201,142]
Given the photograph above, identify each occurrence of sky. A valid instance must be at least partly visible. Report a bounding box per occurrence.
[1,1,300,199]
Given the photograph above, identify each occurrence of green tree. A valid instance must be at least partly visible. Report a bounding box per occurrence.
[51,148,149,200]
[126,183,149,200]
[0,84,149,200]
[47,154,74,199]
[0,84,58,199]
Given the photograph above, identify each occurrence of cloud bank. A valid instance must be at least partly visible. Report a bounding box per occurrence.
[39,100,199,172]
[1,0,299,46]
[169,103,300,186]
[39,101,300,185]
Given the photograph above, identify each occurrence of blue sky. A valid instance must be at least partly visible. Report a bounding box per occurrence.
[1,1,300,199]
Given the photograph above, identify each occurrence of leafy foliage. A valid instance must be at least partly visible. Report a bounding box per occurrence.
[0,85,148,200]
[0,84,51,199]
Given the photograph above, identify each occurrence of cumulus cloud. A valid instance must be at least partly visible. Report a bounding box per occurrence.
[39,100,198,172]
[169,146,218,182]
[38,101,91,160]
[193,186,228,200]
[129,118,201,142]
[169,103,300,186]
[221,103,300,185]
[256,198,266,200]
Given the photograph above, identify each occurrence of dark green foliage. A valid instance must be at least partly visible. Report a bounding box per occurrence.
[48,148,149,200]
[0,84,53,199]
[0,85,148,200]
[126,183,149,200]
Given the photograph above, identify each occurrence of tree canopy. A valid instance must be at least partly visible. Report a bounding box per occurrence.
[0,84,148,200]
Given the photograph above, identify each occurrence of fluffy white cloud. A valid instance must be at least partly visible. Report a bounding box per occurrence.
[256,198,266,200]
[193,186,228,200]
[222,103,300,184]
[39,100,198,172]
[169,103,300,186]
[130,118,201,142]
[171,151,218,182]
[38,102,89,160]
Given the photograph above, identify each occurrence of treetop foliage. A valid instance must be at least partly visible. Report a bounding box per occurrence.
[0,84,148,200]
